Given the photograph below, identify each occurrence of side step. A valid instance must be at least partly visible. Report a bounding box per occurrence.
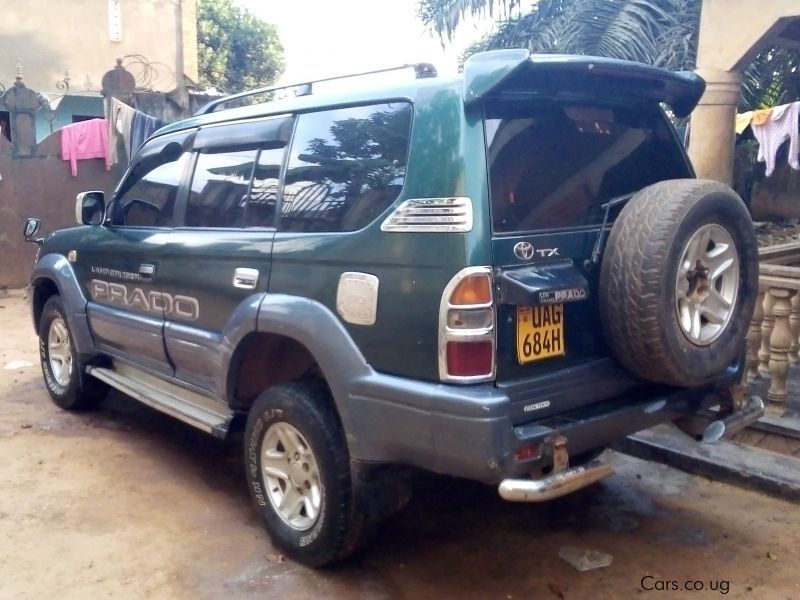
[87,363,233,438]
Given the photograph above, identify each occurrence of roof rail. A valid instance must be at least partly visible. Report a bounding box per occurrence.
[195,62,438,116]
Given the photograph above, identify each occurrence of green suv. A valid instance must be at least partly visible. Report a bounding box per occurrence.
[25,49,762,566]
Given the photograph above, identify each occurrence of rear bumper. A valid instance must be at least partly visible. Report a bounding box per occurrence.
[347,370,731,485]
[495,392,764,503]
[501,384,725,482]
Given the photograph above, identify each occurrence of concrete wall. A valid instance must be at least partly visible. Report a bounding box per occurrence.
[34,95,105,143]
[0,0,198,94]
[181,0,199,85]
[0,131,123,289]
[689,0,800,184]
[696,0,800,73]
[750,165,800,221]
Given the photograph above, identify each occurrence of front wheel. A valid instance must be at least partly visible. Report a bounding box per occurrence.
[244,382,368,567]
[38,295,107,410]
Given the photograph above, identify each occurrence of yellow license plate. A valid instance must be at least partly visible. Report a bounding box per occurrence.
[516,305,565,364]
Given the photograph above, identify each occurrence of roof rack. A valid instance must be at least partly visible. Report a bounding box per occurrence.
[195,62,438,116]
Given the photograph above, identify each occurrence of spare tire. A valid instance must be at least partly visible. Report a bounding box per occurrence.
[599,179,758,387]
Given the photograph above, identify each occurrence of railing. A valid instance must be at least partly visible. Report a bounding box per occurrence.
[746,241,800,405]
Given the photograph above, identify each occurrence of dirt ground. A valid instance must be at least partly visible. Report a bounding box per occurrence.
[1,289,800,600]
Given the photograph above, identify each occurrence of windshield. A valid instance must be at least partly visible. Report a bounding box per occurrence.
[485,100,691,233]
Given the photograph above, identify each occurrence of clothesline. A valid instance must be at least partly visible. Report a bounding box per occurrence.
[59,100,168,177]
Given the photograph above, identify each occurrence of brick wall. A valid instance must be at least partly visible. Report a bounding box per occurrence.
[0,131,124,289]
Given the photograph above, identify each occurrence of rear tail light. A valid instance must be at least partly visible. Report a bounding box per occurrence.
[439,267,495,382]
[447,308,493,329]
[446,341,493,377]
[513,442,542,462]
[450,274,491,305]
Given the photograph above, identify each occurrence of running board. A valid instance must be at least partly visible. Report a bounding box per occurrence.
[87,364,233,438]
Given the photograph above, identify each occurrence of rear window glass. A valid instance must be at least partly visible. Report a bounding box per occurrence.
[486,101,690,233]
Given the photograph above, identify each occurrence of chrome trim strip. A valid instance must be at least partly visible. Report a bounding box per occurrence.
[381,197,473,232]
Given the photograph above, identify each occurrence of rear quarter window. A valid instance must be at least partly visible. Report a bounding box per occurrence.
[486,101,691,233]
[280,102,412,233]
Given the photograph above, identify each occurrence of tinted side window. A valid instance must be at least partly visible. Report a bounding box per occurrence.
[486,102,691,233]
[114,146,190,227]
[186,148,257,227]
[281,103,412,232]
[245,146,284,228]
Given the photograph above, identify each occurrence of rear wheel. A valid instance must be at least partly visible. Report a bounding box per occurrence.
[38,295,107,410]
[244,382,369,567]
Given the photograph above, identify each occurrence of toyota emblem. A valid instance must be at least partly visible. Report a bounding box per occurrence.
[514,241,535,261]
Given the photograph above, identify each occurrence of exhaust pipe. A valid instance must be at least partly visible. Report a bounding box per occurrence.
[702,395,765,443]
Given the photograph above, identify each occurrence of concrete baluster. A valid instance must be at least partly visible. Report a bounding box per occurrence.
[791,293,800,364]
[746,288,765,382]
[758,290,775,377]
[767,288,796,404]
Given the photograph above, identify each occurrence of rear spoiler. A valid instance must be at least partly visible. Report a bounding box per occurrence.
[463,49,706,118]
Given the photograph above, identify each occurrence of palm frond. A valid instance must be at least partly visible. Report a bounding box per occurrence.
[741,47,800,110]
[418,0,519,41]
[464,0,701,68]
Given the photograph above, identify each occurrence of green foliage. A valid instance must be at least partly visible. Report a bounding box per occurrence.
[741,47,800,110]
[418,0,519,42]
[457,0,702,71]
[197,0,285,94]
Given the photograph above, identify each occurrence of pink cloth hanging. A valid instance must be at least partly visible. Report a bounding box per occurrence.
[60,118,111,177]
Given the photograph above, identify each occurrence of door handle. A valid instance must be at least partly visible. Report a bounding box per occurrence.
[139,263,156,281]
[233,268,259,289]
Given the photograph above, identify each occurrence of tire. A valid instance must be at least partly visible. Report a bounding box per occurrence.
[244,382,368,567]
[38,295,108,410]
[599,179,758,387]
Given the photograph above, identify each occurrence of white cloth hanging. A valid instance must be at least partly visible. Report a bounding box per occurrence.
[107,97,135,165]
[751,101,800,176]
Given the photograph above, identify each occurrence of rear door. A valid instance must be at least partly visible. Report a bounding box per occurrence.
[82,131,194,376]
[483,97,694,420]
[157,116,293,396]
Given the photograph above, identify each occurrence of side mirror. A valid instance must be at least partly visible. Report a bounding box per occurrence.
[75,191,106,226]
[23,218,42,244]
